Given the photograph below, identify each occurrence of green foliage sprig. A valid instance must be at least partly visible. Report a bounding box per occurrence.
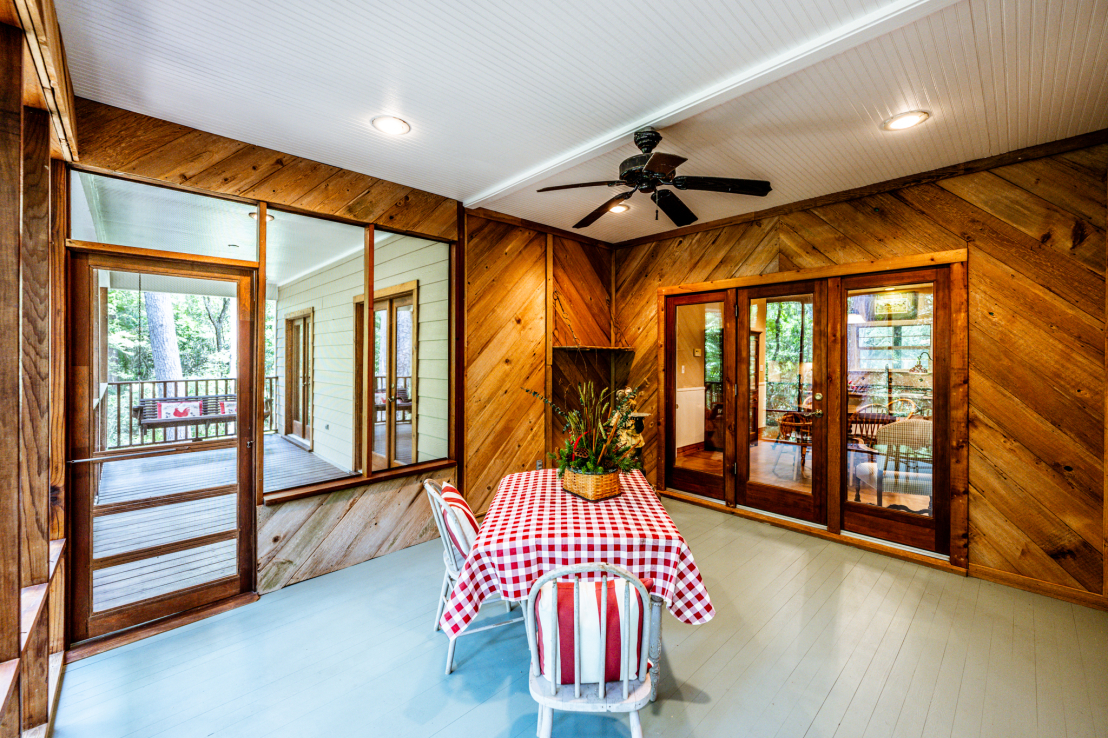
[524,382,643,476]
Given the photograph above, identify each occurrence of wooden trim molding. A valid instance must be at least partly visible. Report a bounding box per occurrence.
[262,459,458,506]
[613,127,1108,249]
[969,563,1108,612]
[66,239,260,270]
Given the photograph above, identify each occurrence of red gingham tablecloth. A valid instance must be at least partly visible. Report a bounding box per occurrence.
[439,469,714,637]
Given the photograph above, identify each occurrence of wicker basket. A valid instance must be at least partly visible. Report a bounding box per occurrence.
[561,468,622,501]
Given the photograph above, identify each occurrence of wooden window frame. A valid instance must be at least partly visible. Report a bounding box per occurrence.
[64,166,464,511]
[281,307,314,451]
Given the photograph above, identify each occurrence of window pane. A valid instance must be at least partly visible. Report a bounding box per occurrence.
[265,211,367,491]
[846,283,934,517]
[372,233,451,469]
[71,171,258,261]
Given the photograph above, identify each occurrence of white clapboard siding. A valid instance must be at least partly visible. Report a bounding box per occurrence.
[375,237,450,463]
[274,234,451,472]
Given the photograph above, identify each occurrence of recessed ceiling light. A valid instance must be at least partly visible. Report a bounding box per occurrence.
[372,115,411,135]
[249,211,274,222]
[610,203,629,214]
[881,110,930,131]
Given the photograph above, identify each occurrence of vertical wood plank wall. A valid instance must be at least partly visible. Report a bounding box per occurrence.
[614,143,1108,607]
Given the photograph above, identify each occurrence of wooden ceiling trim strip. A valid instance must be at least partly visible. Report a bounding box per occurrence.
[611,128,1108,250]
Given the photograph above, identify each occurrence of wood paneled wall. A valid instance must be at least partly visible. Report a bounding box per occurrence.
[73,99,458,242]
[614,142,1108,606]
[463,214,614,515]
[257,471,451,594]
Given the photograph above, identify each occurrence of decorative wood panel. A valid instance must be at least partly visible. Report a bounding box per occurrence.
[256,470,451,594]
[73,99,458,241]
[552,236,610,348]
[614,142,1107,600]
[464,216,546,514]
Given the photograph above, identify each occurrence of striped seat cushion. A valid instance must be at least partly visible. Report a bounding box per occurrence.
[440,483,479,560]
[535,576,653,685]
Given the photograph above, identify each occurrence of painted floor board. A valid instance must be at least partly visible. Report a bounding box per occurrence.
[54,499,1108,738]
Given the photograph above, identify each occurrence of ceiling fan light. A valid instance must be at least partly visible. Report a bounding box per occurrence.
[609,203,629,214]
[372,115,411,135]
[881,110,930,131]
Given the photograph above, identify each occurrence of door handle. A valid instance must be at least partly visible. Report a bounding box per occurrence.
[809,410,824,418]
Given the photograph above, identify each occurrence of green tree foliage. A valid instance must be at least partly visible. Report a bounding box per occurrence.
[108,289,235,381]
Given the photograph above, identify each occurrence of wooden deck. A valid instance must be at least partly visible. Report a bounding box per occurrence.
[91,437,353,613]
[56,499,1108,738]
[97,434,355,504]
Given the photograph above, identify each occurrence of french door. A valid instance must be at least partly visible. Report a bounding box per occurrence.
[284,310,312,443]
[68,251,257,641]
[663,267,951,554]
[372,281,418,470]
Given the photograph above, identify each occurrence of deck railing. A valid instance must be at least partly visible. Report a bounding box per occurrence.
[98,375,279,450]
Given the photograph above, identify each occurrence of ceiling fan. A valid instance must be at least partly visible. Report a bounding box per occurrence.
[537,127,772,229]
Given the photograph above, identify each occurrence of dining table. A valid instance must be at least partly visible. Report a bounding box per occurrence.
[439,468,714,699]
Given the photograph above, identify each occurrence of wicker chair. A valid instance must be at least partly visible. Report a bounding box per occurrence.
[772,412,812,478]
[888,397,917,418]
[854,419,933,512]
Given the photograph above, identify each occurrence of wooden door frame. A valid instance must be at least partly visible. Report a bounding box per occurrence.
[282,307,313,450]
[655,253,969,562]
[660,290,734,501]
[736,280,828,525]
[66,248,258,642]
[366,281,420,468]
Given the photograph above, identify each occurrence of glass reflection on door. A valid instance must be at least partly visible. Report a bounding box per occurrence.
[673,301,724,477]
[845,284,934,516]
[749,294,814,495]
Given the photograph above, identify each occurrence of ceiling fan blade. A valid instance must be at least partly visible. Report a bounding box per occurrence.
[641,153,688,176]
[572,190,634,229]
[651,189,698,227]
[670,176,772,197]
[537,180,625,192]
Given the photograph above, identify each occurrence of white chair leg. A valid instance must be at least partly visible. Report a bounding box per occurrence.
[504,598,513,614]
[539,706,553,738]
[445,636,457,675]
[434,571,450,632]
[629,709,642,738]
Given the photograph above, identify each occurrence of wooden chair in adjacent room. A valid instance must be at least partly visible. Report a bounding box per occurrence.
[423,479,523,674]
[525,563,656,738]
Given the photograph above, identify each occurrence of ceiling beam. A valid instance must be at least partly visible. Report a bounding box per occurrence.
[464,0,960,210]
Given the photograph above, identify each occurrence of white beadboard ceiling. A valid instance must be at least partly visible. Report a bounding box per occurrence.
[57,0,1108,243]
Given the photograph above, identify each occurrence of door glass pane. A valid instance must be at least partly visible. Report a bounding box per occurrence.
[674,302,724,476]
[845,283,934,516]
[91,267,240,612]
[750,294,814,494]
[372,305,389,471]
[392,302,414,465]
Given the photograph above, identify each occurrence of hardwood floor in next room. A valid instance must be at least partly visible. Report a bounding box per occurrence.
[53,499,1108,738]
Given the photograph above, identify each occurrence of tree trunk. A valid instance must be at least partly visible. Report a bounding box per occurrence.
[144,291,184,440]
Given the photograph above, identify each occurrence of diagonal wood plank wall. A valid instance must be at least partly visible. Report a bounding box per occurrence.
[256,471,451,594]
[73,99,458,241]
[464,215,614,515]
[615,143,1108,603]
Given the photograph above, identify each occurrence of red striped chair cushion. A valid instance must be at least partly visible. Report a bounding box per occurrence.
[440,483,479,560]
[535,577,653,685]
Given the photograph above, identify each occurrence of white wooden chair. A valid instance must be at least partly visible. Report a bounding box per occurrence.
[423,479,523,675]
[525,563,656,738]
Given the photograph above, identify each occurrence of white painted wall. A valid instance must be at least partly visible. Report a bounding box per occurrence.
[675,387,705,449]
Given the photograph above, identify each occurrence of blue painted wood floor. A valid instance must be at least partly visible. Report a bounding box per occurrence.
[54,499,1108,738]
